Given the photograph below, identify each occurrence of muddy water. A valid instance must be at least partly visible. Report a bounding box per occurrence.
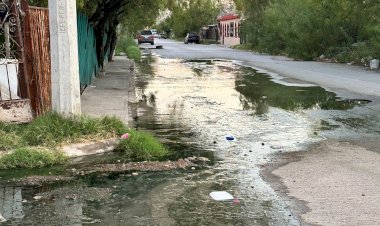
[0,54,377,226]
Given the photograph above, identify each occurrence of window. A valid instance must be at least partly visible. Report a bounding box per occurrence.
[229,22,234,37]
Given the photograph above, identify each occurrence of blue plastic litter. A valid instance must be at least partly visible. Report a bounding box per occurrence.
[226,136,235,141]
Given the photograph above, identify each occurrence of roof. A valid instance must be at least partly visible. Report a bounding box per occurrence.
[218,14,240,21]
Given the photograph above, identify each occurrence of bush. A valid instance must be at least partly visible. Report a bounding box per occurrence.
[116,36,137,55]
[116,129,170,161]
[125,46,141,62]
[0,148,67,169]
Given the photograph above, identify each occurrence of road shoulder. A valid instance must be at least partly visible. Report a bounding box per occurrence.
[261,140,380,226]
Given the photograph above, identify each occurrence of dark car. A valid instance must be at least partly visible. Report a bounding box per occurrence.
[184,33,200,44]
[138,30,154,45]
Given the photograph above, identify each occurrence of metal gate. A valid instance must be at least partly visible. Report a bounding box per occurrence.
[0,0,32,123]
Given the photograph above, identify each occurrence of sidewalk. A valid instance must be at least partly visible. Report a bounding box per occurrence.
[81,56,136,125]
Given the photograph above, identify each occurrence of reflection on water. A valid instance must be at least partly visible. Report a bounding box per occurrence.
[235,68,369,113]
[1,55,376,225]
[0,187,23,221]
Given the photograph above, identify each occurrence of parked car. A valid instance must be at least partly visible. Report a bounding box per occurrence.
[138,30,154,45]
[150,29,160,39]
[184,33,200,44]
[159,33,167,39]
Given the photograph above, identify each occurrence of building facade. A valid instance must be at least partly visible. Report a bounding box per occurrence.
[218,14,241,46]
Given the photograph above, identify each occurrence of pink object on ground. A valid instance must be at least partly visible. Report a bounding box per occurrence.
[121,133,130,139]
[232,198,240,205]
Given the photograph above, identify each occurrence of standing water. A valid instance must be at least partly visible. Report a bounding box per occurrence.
[0,53,377,226]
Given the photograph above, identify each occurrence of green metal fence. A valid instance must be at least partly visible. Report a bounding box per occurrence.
[77,13,99,89]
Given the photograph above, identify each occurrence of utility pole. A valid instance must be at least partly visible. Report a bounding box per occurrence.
[48,0,81,116]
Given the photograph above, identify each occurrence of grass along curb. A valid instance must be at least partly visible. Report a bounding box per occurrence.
[0,113,170,169]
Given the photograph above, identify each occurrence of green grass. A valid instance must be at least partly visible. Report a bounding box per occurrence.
[116,129,170,161]
[126,46,142,62]
[21,112,128,147]
[0,148,67,169]
[116,36,138,56]
[0,130,25,151]
[0,112,171,168]
[0,113,129,169]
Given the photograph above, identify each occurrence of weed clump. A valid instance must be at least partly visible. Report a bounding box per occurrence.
[21,112,128,147]
[126,46,141,62]
[0,113,129,169]
[0,148,67,169]
[116,129,170,161]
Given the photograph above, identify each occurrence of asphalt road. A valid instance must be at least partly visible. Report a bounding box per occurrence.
[147,39,380,226]
[150,39,380,99]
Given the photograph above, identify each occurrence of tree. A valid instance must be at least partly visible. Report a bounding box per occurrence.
[28,0,165,68]
[161,0,221,38]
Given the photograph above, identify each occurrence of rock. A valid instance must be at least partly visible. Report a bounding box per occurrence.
[65,194,77,200]
[370,59,379,70]
[319,54,325,60]
[132,172,139,176]
[0,213,6,223]
[117,160,121,163]
[197,157,210,162]
[261,143,265,146]
[191,167,196,170]
[22,199,27,203]
[33,196,42,200]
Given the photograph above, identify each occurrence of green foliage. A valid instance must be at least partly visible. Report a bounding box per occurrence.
[120,0,166,34]
[236,0,380,62]
[116,129,170,161]
[0,113,128,149]
[116,35,138,55]
[0,148,67,169]
[0,131,25,151]
[126,46,142,62]
[163,0,221,38]
[21,113,127,147]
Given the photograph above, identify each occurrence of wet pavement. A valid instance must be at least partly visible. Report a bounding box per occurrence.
[1,53,379,225]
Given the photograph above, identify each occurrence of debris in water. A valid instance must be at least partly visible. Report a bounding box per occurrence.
[232,198,240,205]
[226,135,235,141]
[33,196,42,200]
[210,191,234,201]
[0,213,6,223]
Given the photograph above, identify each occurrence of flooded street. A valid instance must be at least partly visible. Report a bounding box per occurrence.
[1,53,379,225]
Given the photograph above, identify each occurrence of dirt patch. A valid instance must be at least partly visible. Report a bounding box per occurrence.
[7,175,75,187]
[76,158,201,176]
[4,157,208,187]
[261,140,380,226]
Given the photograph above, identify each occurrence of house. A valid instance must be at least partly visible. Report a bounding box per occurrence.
[217,13,241,46]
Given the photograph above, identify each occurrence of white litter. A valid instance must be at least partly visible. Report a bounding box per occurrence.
[209,191,234,201]
[0,213,6,223]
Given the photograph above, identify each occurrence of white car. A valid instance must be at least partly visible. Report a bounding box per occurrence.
[151,29,160,38]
